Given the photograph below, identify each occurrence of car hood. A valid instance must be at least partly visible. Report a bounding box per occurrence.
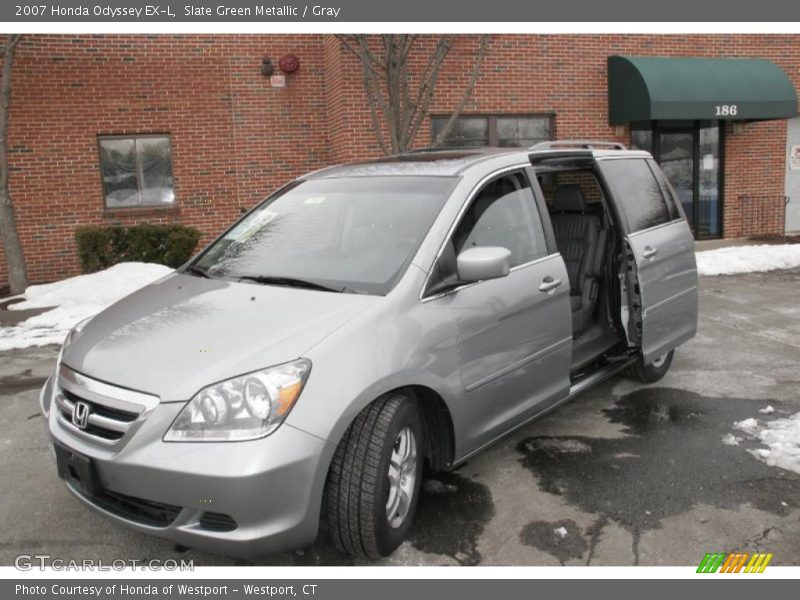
[61,273,377,401]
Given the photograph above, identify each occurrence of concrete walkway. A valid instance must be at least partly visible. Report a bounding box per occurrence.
[695,237,758,251]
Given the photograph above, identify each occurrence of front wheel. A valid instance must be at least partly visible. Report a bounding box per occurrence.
[624,350,674,383]
[323,393,423,557]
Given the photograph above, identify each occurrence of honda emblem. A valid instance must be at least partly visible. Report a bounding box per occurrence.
[72,401,91,430]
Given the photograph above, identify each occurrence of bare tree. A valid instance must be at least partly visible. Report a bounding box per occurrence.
[0,34,27,294]
[336,35,490,155]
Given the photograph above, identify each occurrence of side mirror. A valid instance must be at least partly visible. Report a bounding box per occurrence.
[456,247,512,282]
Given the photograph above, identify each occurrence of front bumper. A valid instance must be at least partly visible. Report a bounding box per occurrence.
[43,377,332,558]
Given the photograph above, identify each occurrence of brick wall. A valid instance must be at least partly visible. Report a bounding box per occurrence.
[323,34,799,236]
[2,34,799,288]
[723,121,788,237]
[2,34,331,287]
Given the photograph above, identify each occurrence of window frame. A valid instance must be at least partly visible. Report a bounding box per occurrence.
[97,133,176,210]
[430,113,556,148]
[421,165,555,301]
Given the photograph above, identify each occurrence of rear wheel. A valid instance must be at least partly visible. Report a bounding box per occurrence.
[323,393,423,557]
[624,350,674,383]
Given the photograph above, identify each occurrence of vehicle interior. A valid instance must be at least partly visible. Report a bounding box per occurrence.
[536,162,630,376]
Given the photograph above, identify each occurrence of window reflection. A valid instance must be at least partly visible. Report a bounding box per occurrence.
[99,135,175,208]
[658,132,694,228]
[698,125,720,238]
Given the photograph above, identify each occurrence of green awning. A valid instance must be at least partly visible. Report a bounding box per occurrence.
[608,55,798,125]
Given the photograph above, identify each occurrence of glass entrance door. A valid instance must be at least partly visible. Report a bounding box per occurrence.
[631,121,723,239]
[658,130,695,229]
[697,125,721,238]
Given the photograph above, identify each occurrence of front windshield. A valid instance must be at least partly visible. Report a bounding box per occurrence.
[191,176,457,295]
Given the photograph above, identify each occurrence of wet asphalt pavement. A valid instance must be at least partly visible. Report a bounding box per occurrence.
[1,268,799,566]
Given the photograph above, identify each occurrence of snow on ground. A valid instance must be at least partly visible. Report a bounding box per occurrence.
[696,244,800,276]
[720,433,740,446]
[733,413,800,475]
[0,262,172,351]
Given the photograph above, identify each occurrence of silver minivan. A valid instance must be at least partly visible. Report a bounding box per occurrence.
[41,142,697,558]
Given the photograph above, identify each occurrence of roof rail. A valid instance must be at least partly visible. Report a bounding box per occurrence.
[529,140,627,151]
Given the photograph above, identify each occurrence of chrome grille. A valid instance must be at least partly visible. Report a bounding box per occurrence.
[56,392,136,441]
[55,365,159,448]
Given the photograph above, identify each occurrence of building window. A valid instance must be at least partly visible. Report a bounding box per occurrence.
[98,135,175,208]
[431,115,553,148]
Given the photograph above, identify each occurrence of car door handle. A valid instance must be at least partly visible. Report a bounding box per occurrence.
[538,276,563,293]
[642,246,659,259]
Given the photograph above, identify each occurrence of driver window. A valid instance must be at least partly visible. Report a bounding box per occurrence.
[454,171,548,267]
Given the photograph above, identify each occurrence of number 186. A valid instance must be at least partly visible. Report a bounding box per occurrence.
[715,105,738,116]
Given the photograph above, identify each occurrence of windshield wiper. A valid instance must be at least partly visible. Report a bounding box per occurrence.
[185,265,212,279]
[233,275,347,293]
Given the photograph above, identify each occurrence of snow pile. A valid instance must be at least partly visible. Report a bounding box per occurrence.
[732,413,800,475]
[0,262,172,351]
[733,418,759,435]
[696,244,800,276]
[720,433,739,446]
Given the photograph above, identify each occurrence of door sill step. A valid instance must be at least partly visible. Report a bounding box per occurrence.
[569,356,636,397]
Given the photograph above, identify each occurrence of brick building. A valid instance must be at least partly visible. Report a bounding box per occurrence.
[3,34,799,288]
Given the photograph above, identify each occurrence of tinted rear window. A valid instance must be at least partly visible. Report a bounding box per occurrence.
[599,159,673,233]
[648,159,683,221]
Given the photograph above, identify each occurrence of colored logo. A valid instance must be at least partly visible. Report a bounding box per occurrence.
[697,552,773,573]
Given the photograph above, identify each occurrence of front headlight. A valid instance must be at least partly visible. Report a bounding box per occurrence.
[163,358,311,442]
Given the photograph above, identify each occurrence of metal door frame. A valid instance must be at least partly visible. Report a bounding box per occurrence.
[642,121,725,240]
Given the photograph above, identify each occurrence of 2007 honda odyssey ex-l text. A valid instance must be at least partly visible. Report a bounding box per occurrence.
[41,141,698,558]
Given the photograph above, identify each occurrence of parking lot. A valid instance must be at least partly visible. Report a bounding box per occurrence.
[1,268,799,567]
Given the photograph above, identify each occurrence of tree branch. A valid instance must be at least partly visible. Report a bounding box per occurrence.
[0,35,23,193]
[362,68,390,155]
[342,34,490,155]
[0,33,29,293]
[335,34,385,78]
[406,37,455,148]
[431,34,489,147]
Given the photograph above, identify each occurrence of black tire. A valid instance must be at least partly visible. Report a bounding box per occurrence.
[323,393,424,558]
[624,349,674,383]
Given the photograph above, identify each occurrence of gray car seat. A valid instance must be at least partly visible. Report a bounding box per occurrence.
[550,184,607,336]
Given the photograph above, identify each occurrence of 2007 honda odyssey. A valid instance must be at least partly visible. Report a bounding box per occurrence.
[41,141,697,558]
